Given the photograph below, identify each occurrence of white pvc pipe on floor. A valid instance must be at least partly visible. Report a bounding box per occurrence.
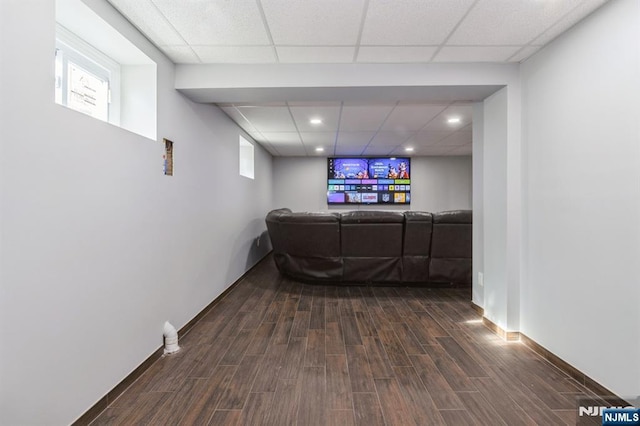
[163,321,180,355]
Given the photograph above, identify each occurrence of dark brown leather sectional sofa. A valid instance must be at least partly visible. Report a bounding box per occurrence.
[265,208,471,285]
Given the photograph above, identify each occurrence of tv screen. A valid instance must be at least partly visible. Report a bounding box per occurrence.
[327,157,411,205]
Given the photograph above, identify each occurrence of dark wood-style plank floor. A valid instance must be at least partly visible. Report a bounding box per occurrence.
[91,256,600,425]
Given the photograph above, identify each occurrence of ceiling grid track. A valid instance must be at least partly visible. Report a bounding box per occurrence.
[148,0,202,63]
[358,101,400,157]
[286,102,308,156]
[428,0,481,62]
[255,0,280,62]
[352,0,371,63]
[332,102,344,156]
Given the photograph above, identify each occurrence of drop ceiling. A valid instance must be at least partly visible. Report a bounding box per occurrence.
[106,0,609,156]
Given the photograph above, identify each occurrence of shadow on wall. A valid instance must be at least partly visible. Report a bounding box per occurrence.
[247,230,272,269]
[224,218,272,284]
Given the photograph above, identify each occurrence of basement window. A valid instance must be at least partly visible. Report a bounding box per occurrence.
[55,24,119,124]
[239,136,255,179]
[55,0,157,140]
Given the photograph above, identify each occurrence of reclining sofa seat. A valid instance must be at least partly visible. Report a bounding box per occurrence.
[266,209,342,281]
[429,210,472,284]
[264,208,291,255]
[402,211,433,282]
[340,210,405,282]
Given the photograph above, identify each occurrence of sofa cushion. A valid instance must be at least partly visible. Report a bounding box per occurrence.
[265,208,292,254]
[430,210,472,284]
[403,211,433,256]
[402,211,433,282]
[340,211,404,257]
[340,211,404,281]
[279,212,341,257]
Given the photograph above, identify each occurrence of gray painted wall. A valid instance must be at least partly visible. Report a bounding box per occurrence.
[520,0,640,397]
[0,1,272,424]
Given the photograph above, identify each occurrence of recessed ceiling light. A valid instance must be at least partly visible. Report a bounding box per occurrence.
[315,147,324,152]
[405,147,414,152]
[447,117,461,124]
[310,118,323,125]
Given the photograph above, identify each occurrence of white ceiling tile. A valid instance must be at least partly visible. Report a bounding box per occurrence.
[231,102,288,107]
[220,106,257,132]
[448,0,582,45]
[191,46,276,63]
[258,138,307,155]
[337,132,376,146]
[151,0,270,45]
[277,47,355,63]
[260,132,302,144]
[236,106,297,132]
[300,132,337,145]
[261,0,366,45]
[381,104,448,132]
[532,0,608,45]
[441,104,473,124]
[436,131,473,146]
[107,0,186,46]
[415,145,457,156]
[422,105,472,132]
[407,129,451,146]
[356,46,438,63]
[361,146,397,156]
[361,0,476,45]
[339,104,395,131]
[508,46,542,63]
[336,145,368,156]
[290,105,341,132]
[389,146,417,156]
[160,46,201,63]
[433,46,521,62]
[287,101,341,107]
[277,146,309,156]
[368,131,412,146]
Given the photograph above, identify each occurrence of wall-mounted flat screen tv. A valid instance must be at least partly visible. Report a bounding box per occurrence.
[327,157,411,205]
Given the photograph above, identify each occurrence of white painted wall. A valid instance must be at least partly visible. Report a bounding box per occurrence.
[120,64,157,139]
[472,102,484,307]
[521,0,640,396]
[273,156,472,213]
[480,88,509,330]
[0,1,273,424]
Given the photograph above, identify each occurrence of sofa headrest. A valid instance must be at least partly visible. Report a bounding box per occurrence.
[265,208,292,222]
[433,210,472,224]
[340,211,405,224]
[279,212,340,223]
[404,211,433,222]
